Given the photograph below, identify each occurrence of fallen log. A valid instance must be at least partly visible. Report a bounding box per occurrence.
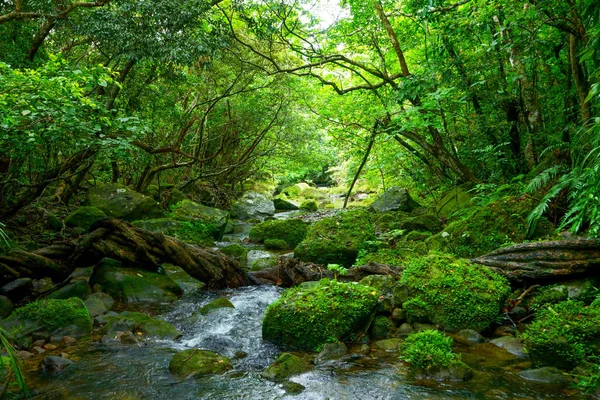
[249,257,402,287]
[0,219,248,289]
[471,239,600,282]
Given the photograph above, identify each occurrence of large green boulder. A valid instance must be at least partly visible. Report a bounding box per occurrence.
[261,353,312,381]
[248,219,308,249]
[230,192,275,220]
[436,184,473,217]
[522,300,600,369]
[169,200,232,233]
[87,183,165,221]
[65,206,107,231]
[294,209,375,266]
[400,253,510,332]
[132,218,215,246]
[299,199,318,211]
[43,279,91,301]
[89,258,183,303]
[102,311,182,340]
[370,187,420,214]
[273,198,298,211]
[262,279,378,351]
[169,349,231,379]
[219,244,248,264]
[1,298,92,340]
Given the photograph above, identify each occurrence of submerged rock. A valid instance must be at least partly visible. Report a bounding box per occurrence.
[89,258,183,303]
[518,367,572,385]
[169,349,232,379]
[40,356,74,377]
[490,336,528,358]
[261,352,312,381]
[316,342,347,363]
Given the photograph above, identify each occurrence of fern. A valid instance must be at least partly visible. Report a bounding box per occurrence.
[0,326,28,397]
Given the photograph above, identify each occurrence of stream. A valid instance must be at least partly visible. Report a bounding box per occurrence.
[23,211,576,399]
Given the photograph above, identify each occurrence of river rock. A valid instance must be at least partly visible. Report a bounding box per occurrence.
[273,198,298,211]
[169,349,232,379]
[87,183,165,221]
[95,311,118,326]
[44,279,91,301]
[261,353,312,381]
[370,316,393,339]
[490,336,528,358]
[169,199,232,233]
[1,278,34,302]
[374,338,403,351]
[0,295,13,319]
[316,342,347,363]
[397,323,414,337]
[454,329,485,346]
[198,298,235,315]
[40,356,74,376]
[84,296,108,317]
[65,206,107,231]
[230,192,275,220]
[359,275,407,312]
[220,244,248,264]
[518,367,572,385]
[102,311,181,340]
[89,258,183,303]
[371,187,420,214]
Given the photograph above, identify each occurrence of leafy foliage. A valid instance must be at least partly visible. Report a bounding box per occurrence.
[401,330,460,370]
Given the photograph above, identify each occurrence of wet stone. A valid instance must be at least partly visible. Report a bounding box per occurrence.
[490,336,528,358]
[316,342,347,363]
[40,356,74,376]
[519,367,573,385]
[397,323,414,337]
[454,329,485,346]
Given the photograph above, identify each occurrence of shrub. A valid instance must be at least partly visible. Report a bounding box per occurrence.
[400,252,510,331]
[401,330,460,370]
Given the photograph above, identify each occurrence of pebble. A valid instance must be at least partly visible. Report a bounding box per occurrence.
[32,346,46,355]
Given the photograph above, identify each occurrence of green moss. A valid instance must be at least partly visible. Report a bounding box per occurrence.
[132,218,216,246]
[294,209,376,266]
[169,349,231,378]
[65,206,107,231]
[299,199,318,211]
[261,353,312,381]
[370,316,393,339]
[12,298,92,334]
[262,279,378,351]
[529,285,569,311]
[199,298,234,315]
[401,330,460,370]
[102,311,182,340]
[522,300,600,369]
[248,219,307,249]
[400,252,510,331]
[220,244,248,263]
[264,239,289,250]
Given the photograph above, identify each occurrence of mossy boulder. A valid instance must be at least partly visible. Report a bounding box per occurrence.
[262,279,378,352]
[294,209,376,266]
[169,349,232,379]
[248,219,307,249]
[370,316,393,339]
[400,253,510,332]
[436,184,473,217]
[169,200,231,234]
[102,311,181,340]
[371,187,420,214]
[264,239,288,250]
[401,330,472,381]
[281,184,303,198]
[1,298,92,340]
[87,183,165,221]
[274,198,299,211]
[522,300,600,369]
[359,275,407,312]
[261,352,312,381]
[132,218,216,246]
[220,244,248,264]
[0,296,14,319]
[43,279,91,301]
[299,199,318,211]
[89,258,183,304]
[165,188,187,207]
[198,298,235,315]
[230,192,275,220]
[65,206,107,231]
[427,196,541,258]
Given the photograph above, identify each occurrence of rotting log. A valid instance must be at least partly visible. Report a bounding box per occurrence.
[0,219,248,289]
[248,257,402,287]
[471,239,600,282]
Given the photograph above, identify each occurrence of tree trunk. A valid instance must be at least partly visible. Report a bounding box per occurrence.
[471,239,600,282]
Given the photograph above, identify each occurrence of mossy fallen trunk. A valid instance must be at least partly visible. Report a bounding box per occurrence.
[471,239,600,282]
[0,219,248,289]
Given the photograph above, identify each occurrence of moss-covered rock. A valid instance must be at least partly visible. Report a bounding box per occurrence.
[294,209,376,266]
[436,184,473,217]
[1,298,92,339]
[400,253,510,332]
[358,275,407,312]
[102,311,181,340]
[261,352,312,381]
[373,211,440,235]
[43,279,91,301]
[522,300,600,369]
[248,219,307,249]
[401,330,472,381]
[87,183,165,221]
[169,199,231,234]
[371,187,420,214]
[262,279,378,352]
[231,192,275,220]
[169,349,231,379]
[132,218,216,246]
[274,198,299,211]
[370,316,393,339]
[299,200,318,211]
[0,296,14,319]
[427,196,542,258]
[89,258,183,303]
[65,206,107,231]
[219,244,248,264]
[198,298,235,315]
